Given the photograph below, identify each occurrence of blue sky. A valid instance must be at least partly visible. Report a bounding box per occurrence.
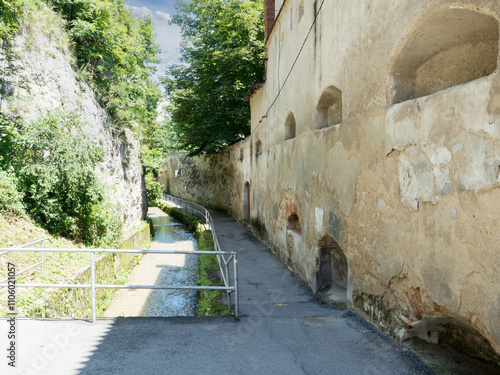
[126,0,182,81]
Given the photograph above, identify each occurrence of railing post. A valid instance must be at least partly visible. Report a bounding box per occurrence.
[41,241,44,277]
[91,252,96,323]
[226,258,231,313]
[234,253,239,319]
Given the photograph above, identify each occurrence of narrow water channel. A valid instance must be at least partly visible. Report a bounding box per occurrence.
[103,207,199,318]
[142,214,199,316]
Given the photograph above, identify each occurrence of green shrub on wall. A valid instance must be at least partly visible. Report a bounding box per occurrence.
[0,0,23,40]
[145,172,163,206]
[156,200,204,236]
[0,170,24,215]
[1,110,122,247]
[43,0,161,135]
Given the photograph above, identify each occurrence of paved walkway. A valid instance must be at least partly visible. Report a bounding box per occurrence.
[1,211,433,375]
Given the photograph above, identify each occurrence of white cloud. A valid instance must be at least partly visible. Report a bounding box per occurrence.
[127,3,181,78]
[129,5,151,18]
[154,11,172,22]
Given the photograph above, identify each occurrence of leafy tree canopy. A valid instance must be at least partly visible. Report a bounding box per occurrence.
[44,0,162,133]
[163,0,265,156]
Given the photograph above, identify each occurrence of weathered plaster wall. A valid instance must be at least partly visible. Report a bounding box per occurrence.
[160,143,250,220]
[162,0,500,362]
[4,9,147,229]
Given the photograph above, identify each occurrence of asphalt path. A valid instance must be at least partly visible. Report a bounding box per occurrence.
[0,210,434,375]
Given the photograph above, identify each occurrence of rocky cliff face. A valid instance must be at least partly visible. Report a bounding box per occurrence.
[4,14,147,230]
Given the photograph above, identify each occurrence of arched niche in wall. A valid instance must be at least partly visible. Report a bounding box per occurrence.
[284,111,296,140]
[255,139,262,157]
[286,214,302,261]
[316,235,348,306]
[287,214,301,234]
[315,85,342,130]
[390,8,499,104]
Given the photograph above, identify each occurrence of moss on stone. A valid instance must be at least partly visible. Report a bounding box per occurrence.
[250,218,267,240]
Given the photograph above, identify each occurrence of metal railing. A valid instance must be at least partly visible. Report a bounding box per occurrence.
[0,237,52,283]
[162,194,238,316]
[0,247,238,322]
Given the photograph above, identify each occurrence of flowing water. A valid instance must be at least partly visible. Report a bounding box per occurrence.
[140,214,199,317]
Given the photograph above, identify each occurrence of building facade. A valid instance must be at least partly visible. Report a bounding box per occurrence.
[162,0,500,362]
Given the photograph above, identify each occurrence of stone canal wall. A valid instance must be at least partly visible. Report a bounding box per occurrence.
[33,223,151,318]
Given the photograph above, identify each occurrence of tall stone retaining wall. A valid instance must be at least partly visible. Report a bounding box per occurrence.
[159,144,245,219]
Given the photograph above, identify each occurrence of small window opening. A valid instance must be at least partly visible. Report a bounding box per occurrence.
[239,148,244,161]
[174,169,182,178]
[407,316,500,366]
[316,86,342,129]
[285,112,296,140]
[287,214,301,235]
[390,9,499,103]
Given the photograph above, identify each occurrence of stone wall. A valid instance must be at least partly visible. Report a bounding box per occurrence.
[161,0,500,363]
[159,144,246,219]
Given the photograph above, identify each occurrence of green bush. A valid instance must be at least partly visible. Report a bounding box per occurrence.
[144,172,163,206]
[0,170,24,215]
[43,0,161,133]
[0,0,23,41]
[82,199,123,248]
[4,110,122,246]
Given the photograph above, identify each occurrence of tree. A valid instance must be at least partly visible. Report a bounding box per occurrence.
[163,0,265,156]
[45,0,162,133]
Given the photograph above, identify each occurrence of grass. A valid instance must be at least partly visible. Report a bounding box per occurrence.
[0,213,87,317]
[156,200,205,235]
[196,230,229,316]
[0,212,145,317]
